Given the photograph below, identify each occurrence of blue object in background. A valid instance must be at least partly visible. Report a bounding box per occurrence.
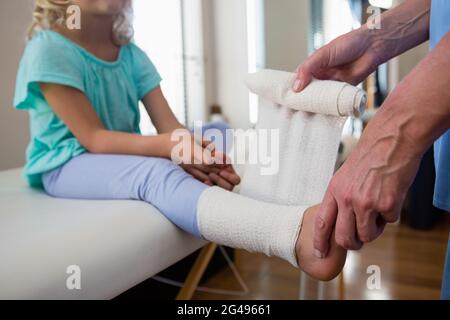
[429,0,450,300]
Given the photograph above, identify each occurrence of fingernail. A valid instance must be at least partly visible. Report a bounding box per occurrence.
[293,79,303,92]
[314,249,325,259]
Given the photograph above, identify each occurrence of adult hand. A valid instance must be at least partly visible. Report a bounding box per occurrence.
[295,0,436,258]
[313,111,423,257]
[294,27,382,92]
[294,0,431,92]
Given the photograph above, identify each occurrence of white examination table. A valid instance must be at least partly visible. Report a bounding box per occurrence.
[0,169,206,299]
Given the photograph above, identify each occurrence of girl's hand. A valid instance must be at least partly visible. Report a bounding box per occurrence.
[161,129,241,190]
[162,130,216,165]
[181,163,241,191]
[208,165,241,191]
[180,145,241,191]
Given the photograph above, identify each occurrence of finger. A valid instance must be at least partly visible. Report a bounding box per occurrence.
[334,53,377,86]
[335,206,363,250]
[219,169,241,186]
[193,164,221,174]
[202,139,215,152]
[192,134,204,144]
[204,180,213,186]
[294,67,313,92]
[379,200,402,224]
[212,150,228,166]
[186,167,210,182]
[191,135,213,165]
[376,215,387,236]
[355,210,380,243]
[193,143,213,165]
[209,172,233,191]
[313,191,338,258]
[221,164,240,176]
[294,49,329,92]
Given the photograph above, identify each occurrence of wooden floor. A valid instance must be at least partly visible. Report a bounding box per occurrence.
[193,218,450,300]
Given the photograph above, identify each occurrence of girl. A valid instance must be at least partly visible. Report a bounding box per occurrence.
[15,0,346,281]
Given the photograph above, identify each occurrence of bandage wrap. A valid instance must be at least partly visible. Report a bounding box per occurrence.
[198,69,366,266]
[197,187,307,267]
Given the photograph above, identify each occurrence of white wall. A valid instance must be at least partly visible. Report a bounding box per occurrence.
[264,0,310,71]
[202,0,218,119]
[398,42,429,80]
[208,0,251,129]
[207,0,310,129]
[0,0,33,170]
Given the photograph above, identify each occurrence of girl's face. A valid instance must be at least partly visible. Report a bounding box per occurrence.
[71,0,128,16]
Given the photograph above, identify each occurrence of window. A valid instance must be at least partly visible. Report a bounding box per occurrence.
[310,0,360,51]
[133,0,186,135]
[246,0,265,125]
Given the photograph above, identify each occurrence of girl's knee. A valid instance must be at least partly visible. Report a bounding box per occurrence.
[142,157,180,174]
[137,157,190,189]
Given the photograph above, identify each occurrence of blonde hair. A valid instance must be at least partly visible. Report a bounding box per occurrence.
[27,0,134,45]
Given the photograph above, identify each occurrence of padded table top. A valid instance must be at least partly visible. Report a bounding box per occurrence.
[0,169,206,299]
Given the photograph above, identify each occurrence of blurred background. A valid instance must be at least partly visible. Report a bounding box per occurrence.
[1,0,448,299]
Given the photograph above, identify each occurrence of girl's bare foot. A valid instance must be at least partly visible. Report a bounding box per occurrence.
[295,204,347,281]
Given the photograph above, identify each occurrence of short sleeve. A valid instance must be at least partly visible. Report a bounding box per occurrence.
[14,32,85,110]
[129,44,162,99]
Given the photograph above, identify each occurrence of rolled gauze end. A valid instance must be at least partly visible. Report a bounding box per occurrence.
[246,69,367,117]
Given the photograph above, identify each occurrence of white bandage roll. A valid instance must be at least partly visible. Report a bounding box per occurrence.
[241,69,367,206]
[245,69,367,117]
[197,187,307,267]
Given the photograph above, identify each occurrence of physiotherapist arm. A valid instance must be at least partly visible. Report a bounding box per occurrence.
[295,0,431,91]
[382,30,450,155]
[314,30,450,257]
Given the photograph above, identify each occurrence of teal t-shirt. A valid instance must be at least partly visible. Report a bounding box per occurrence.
[14,30,162,187]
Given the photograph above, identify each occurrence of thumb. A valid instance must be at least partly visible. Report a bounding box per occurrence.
[313,190,338,258]
[293,66,313,92]
[294,47,331,92]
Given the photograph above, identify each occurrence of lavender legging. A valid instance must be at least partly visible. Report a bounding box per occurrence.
[43,153,208,237]
[42,122,231,237]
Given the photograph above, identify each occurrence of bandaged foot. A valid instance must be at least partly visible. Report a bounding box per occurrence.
[197,187,347,280]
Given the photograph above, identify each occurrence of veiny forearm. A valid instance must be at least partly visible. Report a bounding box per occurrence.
[364,31,450,158]
[87,129,170,158]
[365,0,431,64]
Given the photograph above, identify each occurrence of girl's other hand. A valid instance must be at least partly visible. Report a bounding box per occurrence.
[181,164,240,191]
[162,130,240,190]
[209,165,241,191]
